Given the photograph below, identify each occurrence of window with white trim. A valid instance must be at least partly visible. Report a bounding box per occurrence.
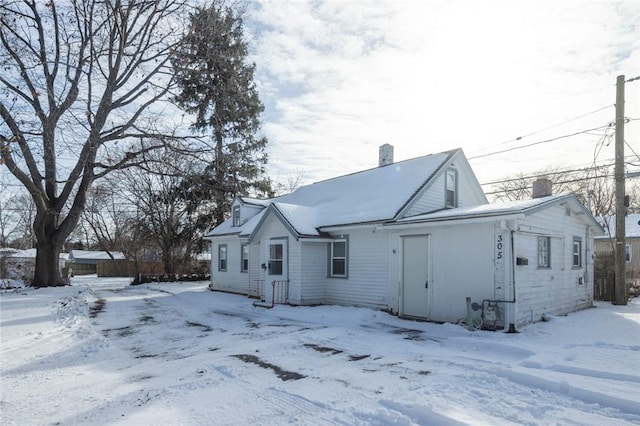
[218,244,227,271]
[241,244,249,272]
[232,206,240,226]
[572,237,582,268]
[445,169,457,208]
[329,238,348,277]
[268,243,283,275]
[538,236,550,268]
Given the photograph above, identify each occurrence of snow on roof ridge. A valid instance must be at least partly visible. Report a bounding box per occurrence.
[309,148,459,186]
[209,148,460,236]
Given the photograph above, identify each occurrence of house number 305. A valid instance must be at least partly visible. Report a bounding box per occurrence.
[496,234,504,260]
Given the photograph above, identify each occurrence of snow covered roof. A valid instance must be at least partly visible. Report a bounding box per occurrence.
[0,248,69,260]
[596,214,640,239]
[239,197,271,207]
[395,194,603,231]
[207,209,267,238]
[0,248,37,258]
[69,250,126,261]
[271,203,322,237]
[207,149,456,238]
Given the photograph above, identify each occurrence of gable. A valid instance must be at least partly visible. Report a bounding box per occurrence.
[248,209,297,243]
[398,151,488,219]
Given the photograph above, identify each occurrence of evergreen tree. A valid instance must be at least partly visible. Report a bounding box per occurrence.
[172,2,271,227]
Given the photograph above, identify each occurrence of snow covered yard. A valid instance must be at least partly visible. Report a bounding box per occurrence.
[1,277,639,425]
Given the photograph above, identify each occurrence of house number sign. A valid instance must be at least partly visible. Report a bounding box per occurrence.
[494,232,506,300]
[496,234,504,261]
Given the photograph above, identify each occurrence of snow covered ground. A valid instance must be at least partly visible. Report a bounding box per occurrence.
[1,276,639,425]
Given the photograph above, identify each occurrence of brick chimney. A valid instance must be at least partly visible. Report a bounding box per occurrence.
[532,178,552,198]
[379,143,394,167]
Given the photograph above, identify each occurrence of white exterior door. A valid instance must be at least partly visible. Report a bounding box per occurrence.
[265,239,288,304]
[402,235,430,318]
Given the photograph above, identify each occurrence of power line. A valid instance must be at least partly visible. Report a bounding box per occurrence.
[480,163,615,186]
[484,174,615,196]
[468,104,614,155]
[468,123,612,160]
[625,140,640,161]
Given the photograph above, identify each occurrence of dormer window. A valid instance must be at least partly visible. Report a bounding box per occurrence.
[232,206,240,226]
[445,169,457,208]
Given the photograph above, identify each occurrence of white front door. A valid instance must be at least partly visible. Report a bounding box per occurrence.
[402,235,430,318]
[265,239,288,304]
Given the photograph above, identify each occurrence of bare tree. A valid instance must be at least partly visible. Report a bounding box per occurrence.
[272,171,306,196]
[489,165,621,217]
[81,183,132,257]
[0,191,37,249]
[0,182,18,247]
[115,149,201,275]
[0,1,194,286]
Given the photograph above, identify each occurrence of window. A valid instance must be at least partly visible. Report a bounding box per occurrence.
[572,238,582,267]
[626,244,632,263]
[218,244,227,271]
[445,169,457,208]
[329,238,348,277]
[232,206,240,226]
[538,236,550,268]
[241,244,249,272]
[268,243,283,275]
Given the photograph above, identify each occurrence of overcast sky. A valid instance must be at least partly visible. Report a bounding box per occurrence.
[244,0,640,191]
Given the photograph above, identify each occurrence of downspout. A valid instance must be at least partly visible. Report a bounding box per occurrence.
[506,230,518,333]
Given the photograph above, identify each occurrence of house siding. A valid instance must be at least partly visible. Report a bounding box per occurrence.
[513,205,593,325]
[251,214,301,304]
[404,158,488,217]
[241,204,263,225]
[324,228,389,309]
[405,176,445,216]
[210,236,249,294]
[388,222,495,322]
[248,243,262,297]
[299,242,327,304]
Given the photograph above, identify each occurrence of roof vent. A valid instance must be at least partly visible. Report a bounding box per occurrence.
[379,143,394,167]
[532,178,552,198]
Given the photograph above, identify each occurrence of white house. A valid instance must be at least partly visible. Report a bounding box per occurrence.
[205,145,603,329]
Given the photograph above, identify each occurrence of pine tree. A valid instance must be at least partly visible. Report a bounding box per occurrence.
[172,2,271,227]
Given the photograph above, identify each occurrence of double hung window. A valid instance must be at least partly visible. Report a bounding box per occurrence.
[572,238,582,268]
[269,244,283,275]
[241,244,249,272]
[218,245,227,271]
[538,236,550,268]
[330,238,347,277]
[445,169,457,208]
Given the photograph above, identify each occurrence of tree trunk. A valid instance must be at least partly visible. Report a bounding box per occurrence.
[33,239,65,287]
[162,243,175,275]
[31,208,79,287]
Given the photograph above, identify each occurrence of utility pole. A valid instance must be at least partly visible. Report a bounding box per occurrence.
[614,75,627,305]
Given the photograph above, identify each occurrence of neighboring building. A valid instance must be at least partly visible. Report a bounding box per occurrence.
[0,248,67,284]
[594,214,640,299]
[205,146,603,328]
[68,250,126,275]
